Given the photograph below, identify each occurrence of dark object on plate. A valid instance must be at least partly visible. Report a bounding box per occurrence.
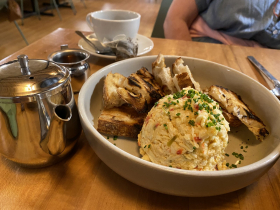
[115,38,138,61]
[104,38,138,61]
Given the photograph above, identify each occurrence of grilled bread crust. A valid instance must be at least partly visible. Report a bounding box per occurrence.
[208,85,269,141]
[136,67,165,103]
[172,57,201,91]
[152,54,177,94]
[222,110,242,127]
[98,68,164,138]
[103,72,126,109]
[97,105,147,138]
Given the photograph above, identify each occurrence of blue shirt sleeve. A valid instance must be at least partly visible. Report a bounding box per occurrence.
[195,0,212,13]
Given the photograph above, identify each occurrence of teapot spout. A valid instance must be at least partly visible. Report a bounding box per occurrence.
[45,105,72,155]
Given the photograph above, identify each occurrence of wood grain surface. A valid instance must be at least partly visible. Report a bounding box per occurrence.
[1,28,280,210]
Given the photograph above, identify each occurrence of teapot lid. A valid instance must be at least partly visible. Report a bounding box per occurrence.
[0,55,70,101]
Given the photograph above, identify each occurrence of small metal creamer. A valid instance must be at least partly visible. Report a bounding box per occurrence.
[0,55,82,167]
[48,44,90,93]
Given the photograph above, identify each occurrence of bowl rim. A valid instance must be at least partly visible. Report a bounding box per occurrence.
[78,55,280,177]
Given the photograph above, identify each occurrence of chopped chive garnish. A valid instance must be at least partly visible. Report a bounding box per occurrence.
[206,122,214,127]
[231,164,237,168]
[232,152,244,160]
[188,120,195,126]
[173,89,186,99]
[167,135,178,146]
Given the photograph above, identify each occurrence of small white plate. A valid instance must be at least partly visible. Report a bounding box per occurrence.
[78,33,154,59]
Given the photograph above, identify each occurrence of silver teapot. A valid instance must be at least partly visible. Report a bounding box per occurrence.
[0,55,82,167]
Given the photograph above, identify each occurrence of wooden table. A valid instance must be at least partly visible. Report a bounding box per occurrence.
[1,28,280,210]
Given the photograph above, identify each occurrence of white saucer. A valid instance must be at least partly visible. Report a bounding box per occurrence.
[78,33,154,60]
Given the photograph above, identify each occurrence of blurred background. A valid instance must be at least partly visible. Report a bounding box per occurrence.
[0,0,162,60]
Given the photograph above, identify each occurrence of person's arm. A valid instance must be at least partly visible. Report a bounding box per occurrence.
[163,0,199,41]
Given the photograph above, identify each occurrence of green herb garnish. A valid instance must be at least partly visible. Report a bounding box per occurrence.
[231,164,237,168]
[167,135,178,146]
[188,120,195,126]
[232,152,244,160]
[173,89,186,99]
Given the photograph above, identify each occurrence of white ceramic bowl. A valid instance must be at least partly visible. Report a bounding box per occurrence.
[86,10,141,43]
[78,55,280,197]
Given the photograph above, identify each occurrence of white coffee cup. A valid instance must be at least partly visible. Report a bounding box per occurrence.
[86,10,141,43]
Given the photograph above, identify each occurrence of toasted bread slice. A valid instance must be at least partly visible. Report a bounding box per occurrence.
[222,110,242,127]
[103,72,126,109]
[152,54,177,94]
[97,105,147,138]
[208,85,269,141]
[172,57,201,91]
[117,69,165,112]
[117,87,148,113]
[136,67,165,102]
[173,72,194,91]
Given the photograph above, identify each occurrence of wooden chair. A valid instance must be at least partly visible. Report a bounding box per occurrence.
[51,0,77,20]
[19,0,41,25]
[2,2,29,45]
[81,0,86,8]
